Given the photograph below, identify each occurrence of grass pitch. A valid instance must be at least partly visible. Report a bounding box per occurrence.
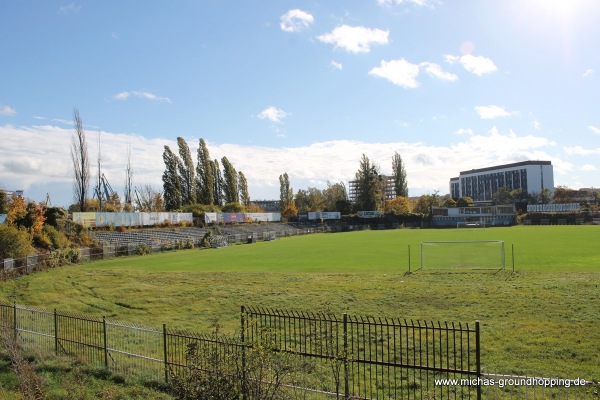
[0,225,599,380]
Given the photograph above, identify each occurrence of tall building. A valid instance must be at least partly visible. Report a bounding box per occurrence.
[449,161,554,203]
[348,175,396,205]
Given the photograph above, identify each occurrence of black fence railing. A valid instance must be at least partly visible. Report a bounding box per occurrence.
[243,306,481,399]
[0,302,597,399]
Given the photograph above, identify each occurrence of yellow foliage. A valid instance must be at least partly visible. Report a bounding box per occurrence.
[384,196,410,215]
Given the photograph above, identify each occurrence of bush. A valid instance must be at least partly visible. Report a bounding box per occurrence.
[137,244,152,256]
[41,225,69,250]
[0,225,34,260]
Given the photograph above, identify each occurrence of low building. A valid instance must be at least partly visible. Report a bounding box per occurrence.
[431,205,516,227]
[250,200,281,212]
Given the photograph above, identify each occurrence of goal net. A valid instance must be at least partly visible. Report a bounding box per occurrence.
[421,241,505,270]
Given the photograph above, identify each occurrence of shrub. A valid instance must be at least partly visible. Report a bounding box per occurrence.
[137,244,152,256]
[0,225,34,260]
[40,225,69,250]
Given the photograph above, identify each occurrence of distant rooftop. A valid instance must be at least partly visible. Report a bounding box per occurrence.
[459,161,552,176]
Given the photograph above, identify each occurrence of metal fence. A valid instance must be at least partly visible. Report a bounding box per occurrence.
[243,306,482,399]
[0,303,597,399]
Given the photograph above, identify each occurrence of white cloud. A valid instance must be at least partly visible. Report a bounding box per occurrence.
[446,53,497,76]
[317,25,389,53]
[280,9,314,32]
[112,91,172,103]
[455,128,473,136]
[532,120,541,130]
[581,164,597,171]
[369,59,421,88]
[419,62,458,81]
[370,59,457,88]
[2,124,573,207]
[258,106,290,123]
[588,125,600,134]
[0,105,17,116]
[564,146,600,156]
[330,61,343,71]
[377,0,433,6]
[583,69,595,78]
[474,105,516,119]
[59,3,81,14]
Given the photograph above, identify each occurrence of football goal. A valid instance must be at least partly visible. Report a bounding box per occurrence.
[420,240,505,270]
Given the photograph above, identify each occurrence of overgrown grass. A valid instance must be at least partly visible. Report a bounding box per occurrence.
[0,226,598,383]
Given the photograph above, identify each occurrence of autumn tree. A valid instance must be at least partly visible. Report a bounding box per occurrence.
[238,171,250,208]
[456,197,474,207]
[323,182,348,212]
[177,137,197,205]
[491,187,513,205]
[391,151,408,198]
[162,146,182,210]
[135,185,165,212]
[279,173,293,209]
[6,194,27,227]
[384,196,411,216]
[221,157,239,204]
[196,138,214,205]
[212,159,224,206]
[0,224,34,261]
[442,198,457,208]
[124,145,133,210]
[353,154,381,211]
[294,189,311,212]
[553,186,576,204]
[71,108,90,212]
[413,192,440,218]
[0,190,8,214]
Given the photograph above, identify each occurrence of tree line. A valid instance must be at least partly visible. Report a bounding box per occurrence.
[69,109,253,214]
[278,152,411,219]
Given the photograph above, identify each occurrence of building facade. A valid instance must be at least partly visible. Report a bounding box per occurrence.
[449,161,554,203]
[348,175,396,205]
[431,205,516,227]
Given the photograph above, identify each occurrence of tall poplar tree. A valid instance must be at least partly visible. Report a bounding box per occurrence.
[221,156,239,204]
[162,146,182,210]
[212,159,224,206]
[279,173,293,208]
[238,171,250,208]
[177,137,196,205]
[71,109,90,211]
[354,154,381,211]
[196,138,214,205]
[392,151,408,198]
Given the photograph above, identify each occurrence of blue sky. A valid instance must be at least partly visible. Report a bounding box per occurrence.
[1,0,599,207]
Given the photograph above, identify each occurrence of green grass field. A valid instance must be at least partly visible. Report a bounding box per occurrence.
[1,225,599,380]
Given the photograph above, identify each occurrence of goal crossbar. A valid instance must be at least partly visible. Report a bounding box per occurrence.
[420,240,505,270]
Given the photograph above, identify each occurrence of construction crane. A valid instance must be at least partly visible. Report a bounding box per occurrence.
[94,173,116,203]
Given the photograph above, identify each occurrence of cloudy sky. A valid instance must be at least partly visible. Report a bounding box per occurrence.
[1,1,599,207]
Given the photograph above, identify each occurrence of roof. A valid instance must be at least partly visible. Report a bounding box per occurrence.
[459,161,552,176]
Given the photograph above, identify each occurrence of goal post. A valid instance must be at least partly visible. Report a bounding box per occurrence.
[420,240,505,270]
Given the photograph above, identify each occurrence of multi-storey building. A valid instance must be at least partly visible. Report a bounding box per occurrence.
[449,161,554,203]
[348,175,396,205]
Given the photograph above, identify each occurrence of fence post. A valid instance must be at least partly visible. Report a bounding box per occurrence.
[163,324,169,383]
[103,316,108,370]
[54,309,58,355]
[343,313,349,399]
[241,305,247,400]
[476,320,481,400]
[13,302,17,341]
